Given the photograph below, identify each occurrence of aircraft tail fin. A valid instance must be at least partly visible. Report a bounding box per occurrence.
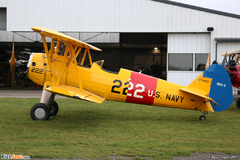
[185,73,215,112]
[187,73,212,96]
[191,64,233,112]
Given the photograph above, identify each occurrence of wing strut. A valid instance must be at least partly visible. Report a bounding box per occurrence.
[34,26,100,90]
[71,45,83,91]
[41,34,85,91]
[80,48,92,66]
[41,35,56,86]
[32,26,105,104]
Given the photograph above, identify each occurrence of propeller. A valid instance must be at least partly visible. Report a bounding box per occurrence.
[9,35,32,87]
[9,35,15,87]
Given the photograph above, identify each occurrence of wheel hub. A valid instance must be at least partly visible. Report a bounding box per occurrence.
[34,108,46,119]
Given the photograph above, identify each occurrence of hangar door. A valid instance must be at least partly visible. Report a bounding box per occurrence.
[167,33,210,86]
[120,33,167,80]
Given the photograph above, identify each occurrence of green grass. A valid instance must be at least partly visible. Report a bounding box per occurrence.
[0,98,240,159]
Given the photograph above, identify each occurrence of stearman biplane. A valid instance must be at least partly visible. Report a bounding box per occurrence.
[9,26,234,121]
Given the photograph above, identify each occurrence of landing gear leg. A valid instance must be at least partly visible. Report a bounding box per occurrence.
[30,90,59,120]
[199,111,208,120]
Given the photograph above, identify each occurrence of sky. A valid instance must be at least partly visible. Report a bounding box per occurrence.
[170,0,240,15]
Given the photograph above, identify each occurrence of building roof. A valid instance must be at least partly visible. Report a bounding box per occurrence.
[152,0,240,19]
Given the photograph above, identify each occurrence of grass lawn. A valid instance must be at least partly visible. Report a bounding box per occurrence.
[0,98,240,159]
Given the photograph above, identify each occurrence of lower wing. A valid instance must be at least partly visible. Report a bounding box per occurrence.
[46,85,105,103]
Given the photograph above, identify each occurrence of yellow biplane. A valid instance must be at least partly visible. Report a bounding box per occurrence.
[9,27,233,121]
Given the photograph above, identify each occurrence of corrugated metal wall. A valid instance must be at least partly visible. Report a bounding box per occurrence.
[167,33,210,86]
[1,0,240,59]
[1,0,240,36]
[167,72,201,86]
[168,34,210,53]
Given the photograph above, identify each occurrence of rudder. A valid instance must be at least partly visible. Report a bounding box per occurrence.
[203,64,233,111]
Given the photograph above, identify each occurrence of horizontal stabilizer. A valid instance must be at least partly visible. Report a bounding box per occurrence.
[180,88,218,106]
[46,85,105,104]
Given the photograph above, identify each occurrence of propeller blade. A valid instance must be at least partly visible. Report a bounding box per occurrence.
[221,52,227,67]
[205,51,210,70]
[9,35,15,87]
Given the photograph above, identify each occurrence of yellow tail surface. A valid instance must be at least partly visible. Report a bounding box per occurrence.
[187,73,212,97]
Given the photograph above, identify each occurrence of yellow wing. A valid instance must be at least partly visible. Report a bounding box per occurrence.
[31,26,101,51]
[46,84,104,103]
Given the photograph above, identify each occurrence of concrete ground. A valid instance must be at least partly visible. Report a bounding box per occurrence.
[0,87,65,98]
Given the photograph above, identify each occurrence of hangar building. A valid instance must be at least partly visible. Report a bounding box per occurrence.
[0,0,240,87]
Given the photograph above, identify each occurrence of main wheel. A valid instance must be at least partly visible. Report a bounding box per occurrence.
[48,101,59,116]
[236,97,240,109]
[199,115,206,120]
[30,103,50,121]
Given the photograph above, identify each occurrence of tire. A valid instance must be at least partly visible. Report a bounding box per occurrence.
[236,97,240,109]
[30,103,50,121]
[48,101,59,116]
[199,115,206,120]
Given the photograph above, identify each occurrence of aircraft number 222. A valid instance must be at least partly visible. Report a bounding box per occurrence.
[111,79,146,99]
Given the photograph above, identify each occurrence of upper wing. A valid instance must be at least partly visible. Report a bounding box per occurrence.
[32,26,101,51]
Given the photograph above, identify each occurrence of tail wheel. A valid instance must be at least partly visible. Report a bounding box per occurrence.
[236,97,240,109]
[48,101,59,116]
[199,115,206,120]
[30,103,50,121]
